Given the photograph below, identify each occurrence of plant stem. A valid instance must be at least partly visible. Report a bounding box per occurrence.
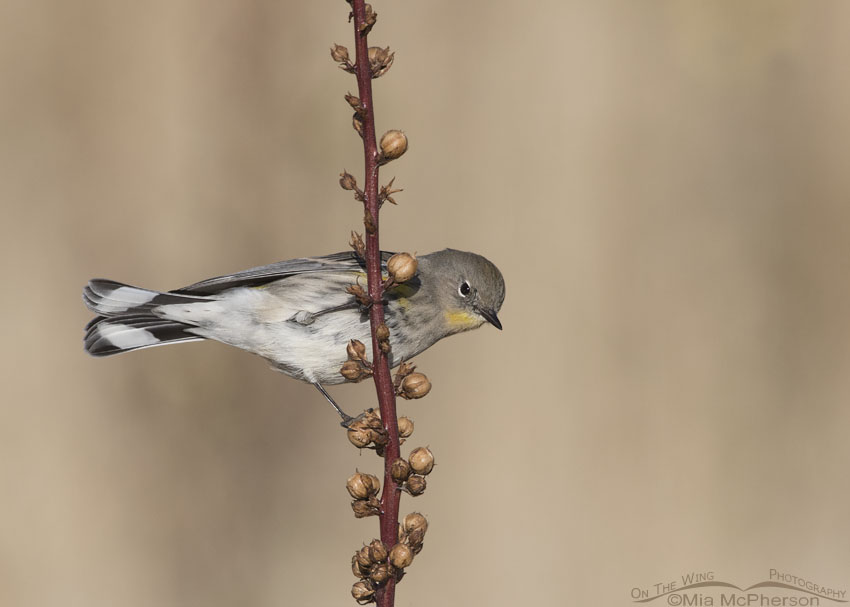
[350,2,400,606]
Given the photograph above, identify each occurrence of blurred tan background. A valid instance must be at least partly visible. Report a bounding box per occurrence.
[2,1,849,605]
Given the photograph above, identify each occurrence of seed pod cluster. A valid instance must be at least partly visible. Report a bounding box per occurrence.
[340,338,372,383]
[377,513,428,582]
[375,323,391,354]
[398,512,428,555]
[346,409,389,452]
[392,362,432,400]
[351,538,397,601]
[347,472,381,518]
[399,446,434,496]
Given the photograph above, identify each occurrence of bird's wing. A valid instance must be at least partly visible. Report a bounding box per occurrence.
[173,251,394,295]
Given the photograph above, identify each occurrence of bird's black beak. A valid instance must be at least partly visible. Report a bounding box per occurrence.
[479,307,503,330]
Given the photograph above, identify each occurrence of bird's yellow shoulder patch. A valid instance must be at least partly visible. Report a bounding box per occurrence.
[444,309,483,330]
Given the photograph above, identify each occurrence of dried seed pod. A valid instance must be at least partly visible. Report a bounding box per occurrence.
[406,527,426,551]
[330,44,350,63]
[364,209,377,234]
[339,171,358,191]
[379,130,408,161]
[369,563,391,585]
[403,514,427,551]
[389,543,414,569]
[397,416,414,438]
[370,429,389,451]
[351,497,380,518]
[376,324,391,354]
[368,539,388,563]
[390,457,412,483]
[346,284,370,307]
[357,546,373,569]
[347,339,367,361]
[400,372,431,399]
[346,472,375,499]
[404,474,426,496]
[367,46,394,78]
[386,252,417,283]
[395,361,416,379]
[349,231,366,259]
[367,46,382,64]
[402,512,428,536]
[347,426,372,449]
[376,328,391,354]
[378,177,403,205]
[362,3,377,31]
[347,417,369,432]
[365,474,381,494]
[341,360,371,382]
[352,554,371,578]
[345,92,362,112]
[339,360,361,381]
[362,410,382,430]
[367,544,384,566]
[362,474,380,496]
[408,446,435,475]
[352,112,364,137]
[351,580,375,602]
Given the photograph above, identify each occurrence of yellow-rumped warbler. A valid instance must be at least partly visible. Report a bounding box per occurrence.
[83,249,505,420]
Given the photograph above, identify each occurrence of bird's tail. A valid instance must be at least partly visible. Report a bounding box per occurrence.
[82,279,210,357]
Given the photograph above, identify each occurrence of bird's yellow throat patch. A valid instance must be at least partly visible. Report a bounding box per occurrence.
[444,309,483,331]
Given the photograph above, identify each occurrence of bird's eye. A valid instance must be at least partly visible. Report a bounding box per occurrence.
[459,281,471,297]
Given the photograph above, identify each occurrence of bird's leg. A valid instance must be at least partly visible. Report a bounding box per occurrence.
[314,383,368,428]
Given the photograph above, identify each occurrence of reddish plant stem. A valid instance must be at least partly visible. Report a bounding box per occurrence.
[349,2,400,606]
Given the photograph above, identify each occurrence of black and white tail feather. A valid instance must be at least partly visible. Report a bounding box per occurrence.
[83,279,211,356]
[82,252,381,358]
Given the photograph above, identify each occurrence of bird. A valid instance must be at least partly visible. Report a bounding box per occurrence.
[83,249,505,422]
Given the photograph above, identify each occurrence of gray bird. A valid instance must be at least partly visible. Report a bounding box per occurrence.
[83,249,505,421]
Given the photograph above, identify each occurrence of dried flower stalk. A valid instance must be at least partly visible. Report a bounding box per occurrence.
[349,1,402,605]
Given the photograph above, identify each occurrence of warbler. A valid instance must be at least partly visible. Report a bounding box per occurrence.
[83,249,505,421]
